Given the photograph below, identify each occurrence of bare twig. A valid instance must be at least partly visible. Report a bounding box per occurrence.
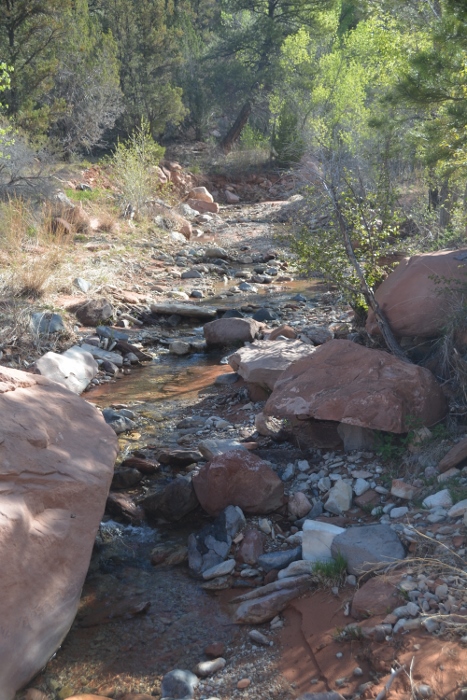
[375,664,406,700]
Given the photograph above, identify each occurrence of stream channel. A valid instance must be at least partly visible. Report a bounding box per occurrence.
[29,281,327,699]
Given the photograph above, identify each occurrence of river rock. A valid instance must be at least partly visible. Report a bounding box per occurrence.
[150,302,217,321]
[158,449,203,467]
[33,345,98,394]
[111,467,142,490]
[188,505,246,575]
[237,529,265,565]
[192,449,285,516]
[448,499,467,518]
[141,475,199,522]
[30,311,65,335]
[202,559,236,580]
[288,492,312,519]
[0,365,118,697]
[75,297,113,326]
[254,412,285,439]
[80,343,124,367]
[161,669,198,699]
[169,340,191,355]
[300,325,334,345]
[351,576,404,620]
[102,408,137,434]
[198,438,248,460]
[422,489,453,509]
[302,520,345,563]
[324,480,353,514]
[264,339,447,433]
[331,524,406,575]
[366,249,467,338]
[228,340,316,391]
[204,317,262,347]
[106,492,145,524]
[232,582,312,624]
[257,546,302,572]
[277,560,315,579]
[195,657,226,677]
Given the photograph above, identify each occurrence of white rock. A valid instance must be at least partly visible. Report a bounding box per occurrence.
[353,478,370,496]
[448,499,467,518]
[390,506,409,519]
[422,489,453,509]
[202,559,235,580]
[302,520,345,563]
[324,480,353,514]
[195,657,226,677]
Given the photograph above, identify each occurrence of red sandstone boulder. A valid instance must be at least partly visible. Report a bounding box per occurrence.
[204,317,262,347]
[192,449,285,516]
[0,366,118,697]
[366,249,467,338]
[186,198,219,214]
[188,186,214,203]
[264,339,447,433]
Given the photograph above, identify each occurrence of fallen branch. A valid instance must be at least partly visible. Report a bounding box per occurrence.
[375,665,406,700]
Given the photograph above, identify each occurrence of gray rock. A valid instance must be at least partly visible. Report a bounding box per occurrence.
[233,584,311,624]
[169,340,191,356]
[215,372,240,385]
[151,302,217,321]
[190,290,204,299]
[30,312,65,335]
[102,408,137,434]
[80,342,123,366]
[202,559,236,580]
[198,438,248,460]
[257,546,302,572]
[141,475,199,522]
[188,505,245,575]
[422,489,453,509]
[277,560,315,579]
[324,480,352,514]
[161,669,199,699]
[181,269,202,279]
[33,346,98,394]
[249,629,271,646]
[96,325,129,341]
[73,277,91,293]
[75,298,113,326]
[331,524,406,575]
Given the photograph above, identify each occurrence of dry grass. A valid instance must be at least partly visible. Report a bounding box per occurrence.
[0,198,73,298]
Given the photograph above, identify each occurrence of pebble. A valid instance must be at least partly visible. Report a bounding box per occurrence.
[249,629,272,646]
[195,657,226,677]
[237,679,251,689]
[161,669,198,699]
[353,667,363,676]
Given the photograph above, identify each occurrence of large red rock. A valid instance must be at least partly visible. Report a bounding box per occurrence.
[204,317,262,347]
[366,249,467,337]
[264,339,447,433]
[192,449,285,516]
[0,366,118,697]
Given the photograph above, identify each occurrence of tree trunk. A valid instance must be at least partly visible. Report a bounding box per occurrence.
[220,101,252,154]
[439,178,451,229]
[328,183,409,363]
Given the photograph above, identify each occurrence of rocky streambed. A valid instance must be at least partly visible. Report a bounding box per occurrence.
[12,196,467,700]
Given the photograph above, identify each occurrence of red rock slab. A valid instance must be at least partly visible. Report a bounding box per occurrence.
[186,198,219,214]
[438,436,467,472]
[264,339,447,433]
[351,575,404,620]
